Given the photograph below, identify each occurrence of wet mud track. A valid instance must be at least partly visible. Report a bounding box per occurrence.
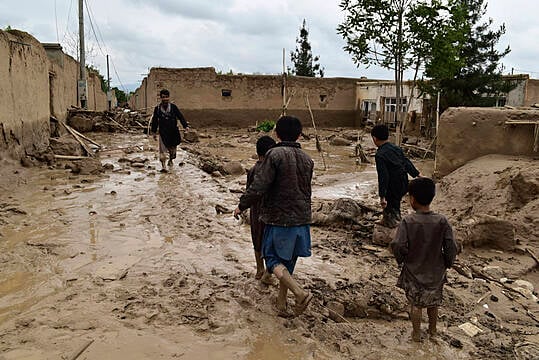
[0,130,537,359]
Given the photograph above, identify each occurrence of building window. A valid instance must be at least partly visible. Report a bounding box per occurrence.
[384,97,407,113]
[221,89,232,97]
[319,94,327,102]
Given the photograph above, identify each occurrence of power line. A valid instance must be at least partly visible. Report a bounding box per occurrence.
[84,0,107,57]
[61,0,74,44]
[83,0,128,93]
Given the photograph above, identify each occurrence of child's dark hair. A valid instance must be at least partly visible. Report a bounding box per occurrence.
[256,135,276,156]
[160,89,170,97]
[275,116,302,141]
[408,177,436,205]
[371,124,389,140]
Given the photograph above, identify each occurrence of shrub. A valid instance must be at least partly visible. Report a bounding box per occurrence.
[256,120,275,132]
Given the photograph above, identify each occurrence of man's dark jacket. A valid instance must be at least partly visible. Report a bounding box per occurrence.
[375,142,419,199]
[239,142,313,226]
[151,103,188,147]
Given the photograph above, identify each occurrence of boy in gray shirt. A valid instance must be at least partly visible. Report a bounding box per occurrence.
[390,177,457,341]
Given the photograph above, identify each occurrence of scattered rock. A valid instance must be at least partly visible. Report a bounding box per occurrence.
[329,137,352,146]
[68,115,96,132]
[463,215,516,250]
[327,301,345,323]
[222,161,245,175]
[183,130,200,143]
[50,136,84,156]
[372,224,397,246]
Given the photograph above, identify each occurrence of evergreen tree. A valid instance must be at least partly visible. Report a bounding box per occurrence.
[290,20,324,77]
[422,0,512,110]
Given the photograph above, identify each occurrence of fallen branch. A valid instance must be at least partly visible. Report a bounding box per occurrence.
[53,155,89,160]
[68,339,94,360]
[68,126,102,148]
[526,248,539,266]
[305,93,327,170]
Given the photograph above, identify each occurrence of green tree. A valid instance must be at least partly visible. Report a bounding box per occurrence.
[338,0,423,139]
[113,87,127,103]
[422,0,512,111]
[289,19,324,77]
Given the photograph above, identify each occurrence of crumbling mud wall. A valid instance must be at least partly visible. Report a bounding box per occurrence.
[435,107,538,177]
[46,44,111,118]
[0,30,50,159]
[132,67,358,128]
[87,71,108,111]
[45,43,78,121]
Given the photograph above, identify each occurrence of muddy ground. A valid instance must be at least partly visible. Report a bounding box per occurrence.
[0,127,538,360]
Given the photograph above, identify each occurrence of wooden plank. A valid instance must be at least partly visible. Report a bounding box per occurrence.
[505,120,539,125]
[53,155,88,160]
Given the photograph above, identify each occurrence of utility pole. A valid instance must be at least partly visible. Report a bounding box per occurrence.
[282,48,287,116]
[78,0,87,109]
[106,54,111,110]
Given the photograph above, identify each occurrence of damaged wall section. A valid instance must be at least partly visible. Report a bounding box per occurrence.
[435,107,538,177]
[0,30,50,159]
[0,29,112,161]
[130,67,359,128]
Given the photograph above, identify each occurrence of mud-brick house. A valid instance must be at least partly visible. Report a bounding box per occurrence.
[504,74,539,107]
[356,79,430,135]
[130,67,360,128]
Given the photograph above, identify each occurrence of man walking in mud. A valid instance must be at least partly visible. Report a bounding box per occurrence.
[371,124,420,227]
[234,116,314,317]
[150,89,189,172]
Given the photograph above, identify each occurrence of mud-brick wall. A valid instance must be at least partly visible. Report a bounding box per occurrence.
[87,72,108,111]
[0,30,50,158]
[524,80,539,107]
[46,45,78,121]
[435,107,538,177]
[135,67,358,128]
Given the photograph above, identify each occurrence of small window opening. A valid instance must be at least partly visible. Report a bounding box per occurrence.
[319,94,327,102]
[222,89,232,97]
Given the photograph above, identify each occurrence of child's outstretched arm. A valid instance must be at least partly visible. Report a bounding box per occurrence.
[442,219,458,268]
[390,221,409,264]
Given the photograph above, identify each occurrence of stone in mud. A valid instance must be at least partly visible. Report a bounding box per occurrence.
[311,198,371,225]
[199,157,224,174]
[329,137,352,146]
[130,156,149,163]
[372,224,397,246]
[131,162,145,168]
[183,130,200,143]
[222,161,245,175]
[103,163,114,170]
[509,170,539,209]
[67,158,104,175]
[49,136,84,156]
[68,115,95,133]
[481,265,506,280]
[327,301,345,323]
[463,215,515,250]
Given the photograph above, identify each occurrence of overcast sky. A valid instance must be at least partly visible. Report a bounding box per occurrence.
[1,1,537,92]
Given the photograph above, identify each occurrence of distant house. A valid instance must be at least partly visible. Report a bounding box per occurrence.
[356,79,430,136]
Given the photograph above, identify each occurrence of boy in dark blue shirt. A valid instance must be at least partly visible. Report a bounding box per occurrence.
[371,124,420,227]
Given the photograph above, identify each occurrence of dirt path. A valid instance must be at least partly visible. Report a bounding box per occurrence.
[0,129,538,359]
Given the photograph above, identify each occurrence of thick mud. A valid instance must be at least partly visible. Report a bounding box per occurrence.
[0,128,537,359]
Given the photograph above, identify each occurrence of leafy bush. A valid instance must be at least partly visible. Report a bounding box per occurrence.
[256,120,275,132]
